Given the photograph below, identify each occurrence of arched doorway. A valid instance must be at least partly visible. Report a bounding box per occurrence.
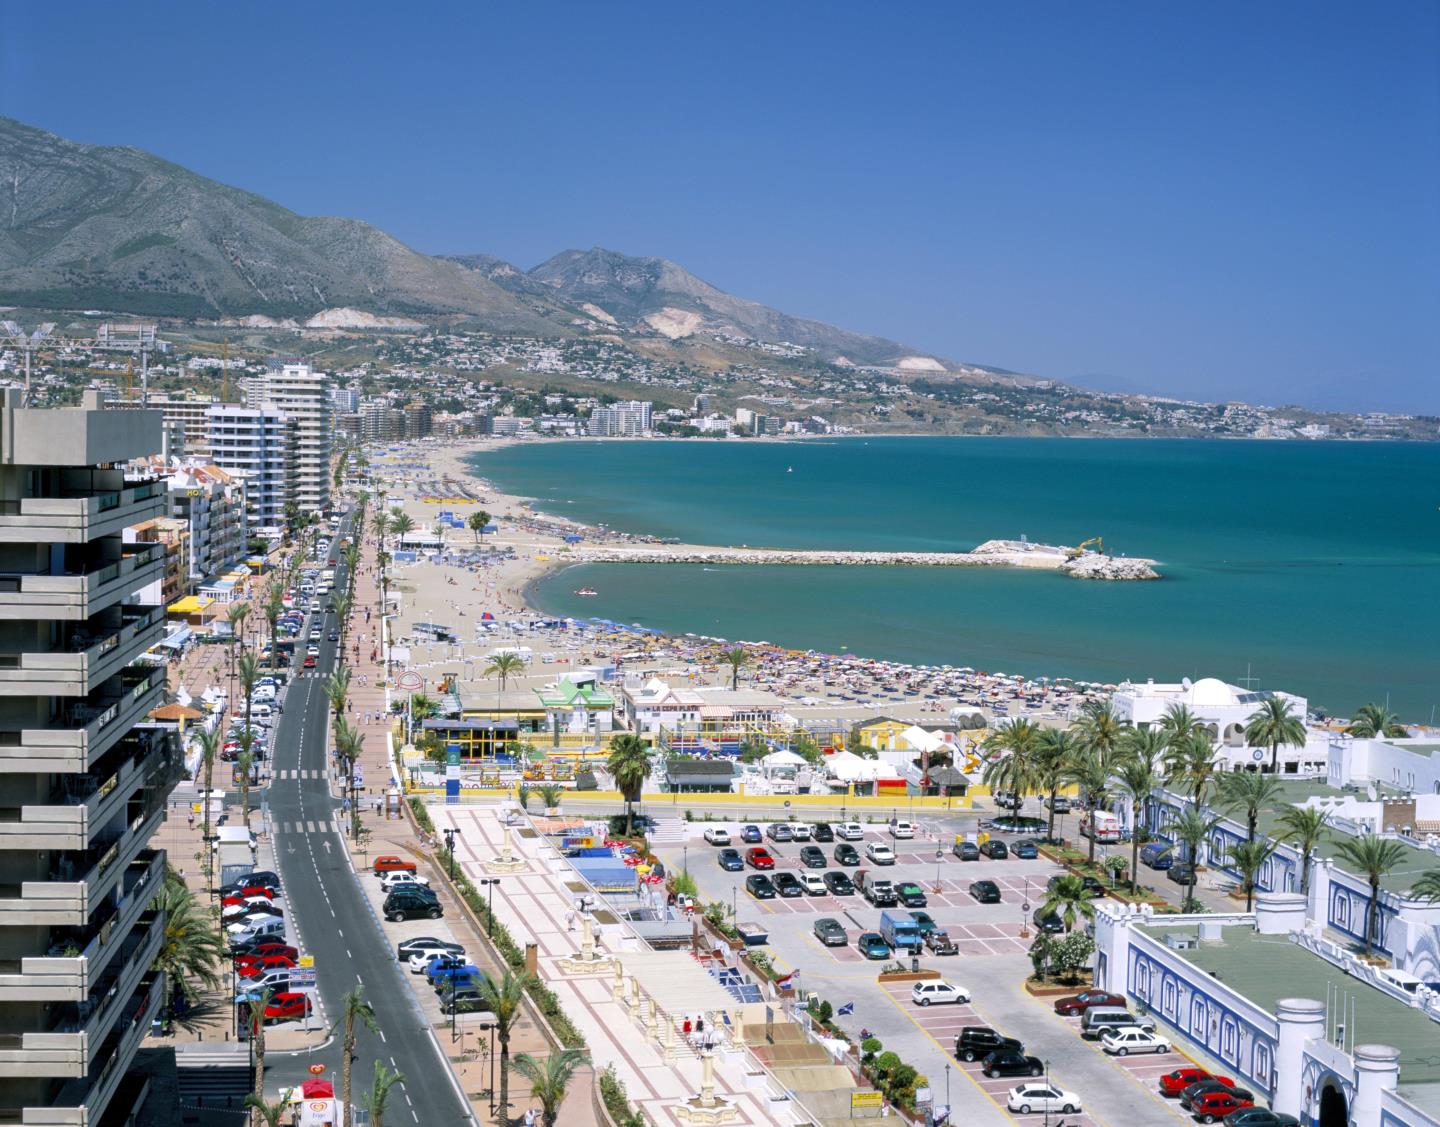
[1318,1079,1348,1127]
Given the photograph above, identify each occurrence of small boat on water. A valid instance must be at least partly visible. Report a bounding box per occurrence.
[574,587,598,597]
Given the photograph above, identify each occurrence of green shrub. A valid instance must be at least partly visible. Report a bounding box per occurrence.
[874,1051,901,1078]
[860,1037,882,1060]
[408,798,434,833]
[599,1063,645,1127]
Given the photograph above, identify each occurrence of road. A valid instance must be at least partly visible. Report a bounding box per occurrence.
[263,512,474,1126]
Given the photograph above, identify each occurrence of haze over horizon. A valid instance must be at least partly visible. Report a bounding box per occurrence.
[1,1,1435,413]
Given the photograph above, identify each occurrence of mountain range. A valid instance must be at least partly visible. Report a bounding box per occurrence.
[0,116,953,370]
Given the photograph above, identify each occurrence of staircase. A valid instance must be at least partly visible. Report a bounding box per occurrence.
[647,817,689,845]
[175,1045,250,1125]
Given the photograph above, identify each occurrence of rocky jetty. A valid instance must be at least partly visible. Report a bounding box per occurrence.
[1059,553,1161,581]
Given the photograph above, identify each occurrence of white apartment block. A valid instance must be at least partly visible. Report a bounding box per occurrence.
[205,405,294,532]
[250,363,331,514]
[589,400,653,436]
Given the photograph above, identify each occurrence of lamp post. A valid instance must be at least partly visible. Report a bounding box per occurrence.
[442,826,460,880]
[934,848,944,894]
[476,878,499,937]
[479,1021,497,1114]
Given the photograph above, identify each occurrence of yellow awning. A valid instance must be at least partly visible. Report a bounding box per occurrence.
[167,595,213,614]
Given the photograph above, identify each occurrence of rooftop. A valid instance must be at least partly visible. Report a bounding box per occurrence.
[1141,923,1440,1113]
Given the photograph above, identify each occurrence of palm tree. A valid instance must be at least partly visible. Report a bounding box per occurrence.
[389,512,415,547]
[1121,725,1170,772]
[1334,836,1408,956]
[243,1096,290,1127]
[485,653,526,704]
[1413,869,1440,902]
[1034,728,1078,842]
[1346,703,1407,739]
[1165,807,1219,912]
[371,511,390,550]
[1073,699,1128,763]
[1276,805,1331,895]
[606,734,651,836]
[342,543,361,582]
[1159,703,1204,744]
[365,1059,406,1127]
[982,718,1044,811]
[334,592,353,651]
[242,990,275,1125]
[1116,750,1162,893]
[1040,874,1096,934]
[332,986,380,1121]
[326,668,352,738]
[1215,770,1284,842]
[1064,747,1114,865]
[262,582,285,672]
[469,510,491,543]
[1244,696,1307,775]
[473,970,528,1124]
[194,728,221,892]
[510,1048,590,1127]
[226,603,251,705]
[537,782,563,812]
[1229,838,1278,911]
[722,647,748,691]
[154,869,226,1023]
[238,652,260,736]
[335,721,365,835]
[236,745,254,833]
[1163,729,1220,806]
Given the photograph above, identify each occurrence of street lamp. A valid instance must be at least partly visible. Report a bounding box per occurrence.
[478,1021,497,1114]
[476,877,499,937]
[933,848,944,893]
[442,826,460,880]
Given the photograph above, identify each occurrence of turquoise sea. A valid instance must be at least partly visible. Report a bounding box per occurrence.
[467,438,1440,721]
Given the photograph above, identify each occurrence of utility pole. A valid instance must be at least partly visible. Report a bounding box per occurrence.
[1,321,55,405]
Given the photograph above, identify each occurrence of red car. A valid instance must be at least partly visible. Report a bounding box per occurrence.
[1160,1068,1232,1098]
[244,942,299,962]
[303,655,316,669]
[1053,990,1126,1016]
[745,847,775,870]
[1191,1090,1252,1122]
[263,991,311,1022]
[235,954,297,973]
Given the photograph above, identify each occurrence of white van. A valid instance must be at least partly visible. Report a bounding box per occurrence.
[227,916,285,944]
[215,826,258,850]
[249,703,273,722]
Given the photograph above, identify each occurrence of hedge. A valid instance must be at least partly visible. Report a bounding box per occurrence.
[599,1063,645,1127]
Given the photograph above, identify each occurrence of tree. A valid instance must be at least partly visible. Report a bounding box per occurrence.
[537,782,563,811]
[194,728,220,892]
[1334,836,1409,956]
[1065,748,1114,865]
[334,592,353,651]
[1051,931,1096,984]
[335,720,366,836]
[242,990,275,1125]
[1165,807,1219,912]
[236,744,254,834]
[243,1096,290,1127]
[1244,696,1307,776]
[1027,932,1053,982]
[1163,729,1220,806]
[326,668,353,739]
[1073,699,1128,763]
[238,652,260,736]
[262,582,285,672]
[1215,771,1284,842]
[332,986,380,1122]
[1347,703,1407,739]
[226,603,251,706]
[1276,805,1331,896]
[516,783,532,812]
[473,970,529,1124]
[154,868,225,1025]
[1413,870,1440,903]
[722,647,748,691]
[606,734,651,836]
[1041,874,1096,934]
[510,1048,590,1127]
[739,739,769,765]
[485,653,526,704]
[982,718,1044,809]
[468,510,491,543]
[1116,748,1163,893]
[389,512,416,546]
[371,511,390,549]
[365,1059,406,1127]
[1034,728,1078,842]
[1228,838,1278,911]
[409,692,440,722]
[1159,703,1204,744]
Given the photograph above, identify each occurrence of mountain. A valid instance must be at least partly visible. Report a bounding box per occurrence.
[0,117,554,329]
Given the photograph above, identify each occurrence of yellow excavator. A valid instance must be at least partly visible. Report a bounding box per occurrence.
[1066,537,1104,559]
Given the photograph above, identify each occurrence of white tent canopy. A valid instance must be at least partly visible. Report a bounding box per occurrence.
[762,749,806,769]
[901,725,952,754]
[824,750,899,783]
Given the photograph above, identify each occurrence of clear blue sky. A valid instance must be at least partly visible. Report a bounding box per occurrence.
[2,1,1436,412]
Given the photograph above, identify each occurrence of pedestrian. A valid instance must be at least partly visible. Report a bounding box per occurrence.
[524,1109,537,1127]
[565,909,576,932]
[187,811,195,830]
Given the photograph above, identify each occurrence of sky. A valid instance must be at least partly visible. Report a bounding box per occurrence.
[1,1,1437,412]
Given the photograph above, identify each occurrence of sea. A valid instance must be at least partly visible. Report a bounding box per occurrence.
[466,437,1440,721]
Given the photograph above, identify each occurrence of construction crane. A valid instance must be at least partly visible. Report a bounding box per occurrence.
[1066,537,1105,559]
[1,321,56,405]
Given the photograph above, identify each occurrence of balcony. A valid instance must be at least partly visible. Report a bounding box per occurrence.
[0,480,166,545]
[0,606,164,697]
[0,735,162,850]
[0,543,164,621]
[0,666,165,775]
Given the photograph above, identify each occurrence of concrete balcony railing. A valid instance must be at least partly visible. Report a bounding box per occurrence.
[0,544,164,621]
[0,606,164,697]
[0,666,165,775]
[0,736,160,850]
[0,481,166,545]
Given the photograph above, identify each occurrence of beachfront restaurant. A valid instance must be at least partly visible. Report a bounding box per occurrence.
[420,717,519,760]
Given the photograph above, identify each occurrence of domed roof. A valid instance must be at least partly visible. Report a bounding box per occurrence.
[1190,678,1238,708]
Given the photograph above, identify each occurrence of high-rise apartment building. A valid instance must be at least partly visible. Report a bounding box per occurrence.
[588,400,653,437]
[205,405,294,532]
[0,388,174,1124]
[248,364,330,514]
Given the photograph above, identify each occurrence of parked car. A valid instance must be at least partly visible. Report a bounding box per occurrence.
[833,843,861,865]
[766,823,793,843]
[408,947,465,973]
[717,849,744,872]
[890,820,915,839]
[798,846,827,868]
[702,828,732,846]
[813,918,848,946]
[1048,873,1107,898]
[1043,795,1072,813]
[235,953,296,973]
[1082,1007,1156,1039]
[1140,842,1174,869]
[855,870,898,906]
[865,842,896,865]
[1168,862,1198,886]
[1219,1111,1298,1127]
[812,822,835,842]
[373,856,418,876]
[1054,990,1126,1016]
[896,882,928,907]
[745,847,775,870]
[1032,909,1064,933]
[745,875,776,899]
[969,880,1002,903]
[911,980,970,1006]
[423,955,473,983]
[234,942,298,963]
[772,872,804,898]
[790,823,812,841]
[823,871,855,896]
[384,888,442,922]
[924,930,959,955]
[1158,1068,1232,1098]
[1101,1028,1171,1055]
[982,1050,1045,1079]
[835,822,865,840]
[263,992,312,1023]
[1191,1091,1254,1123]
[379,870,430,890]
[1181,1081,1254,1111]
[1011,839,1040,859]
[857,932,890,959]
[396,937,462,962]
[952,840,980,861]
[980,839,1009,860]
[242,968,293,994]
[799,872,827,895]
[1007,1083,1081,1116]
[908,911,939,935]
[955,1027,1022,1063]
[740,825,762,843]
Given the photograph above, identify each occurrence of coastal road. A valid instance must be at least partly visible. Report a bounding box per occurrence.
[263,513,474,1125]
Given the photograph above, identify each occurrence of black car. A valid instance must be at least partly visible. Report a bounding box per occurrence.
[952,840,980,861]
[439,992,491,1016]
[1168,863,1198,886]
[396,936,463,962]
[772,872,804,898]
[896,882,928,908]
[955,1027,1023,1063]
[328,630,340,642]
[980,839,1009,860]
[812,822,835,842]
[1032,909,1064,933]
[823,871,855,896]
[1048,874,1107,898]
[799,846,827,868]
[981,1050,1044,1078]
[245,870,281,888]
[833,843,861,865]
[1220,1111,1297,1127]
[385,888,442,921]
[969,880,1001,903]
[717,849,744,872]
[745,874,777,899]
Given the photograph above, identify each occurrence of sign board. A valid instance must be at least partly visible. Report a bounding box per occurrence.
[446,742,461,804]
[915,1086,932,1108]
[851,1093,884,1111]
[398,672,423,690]
[290,968,317,987]
[299,956,315,968]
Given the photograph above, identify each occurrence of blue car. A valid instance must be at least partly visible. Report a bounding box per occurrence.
[1011,840,1039,860]
[740,824,763,843]
[857,932,890,960]
[717,848,744,871]
[424,955,471,983]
